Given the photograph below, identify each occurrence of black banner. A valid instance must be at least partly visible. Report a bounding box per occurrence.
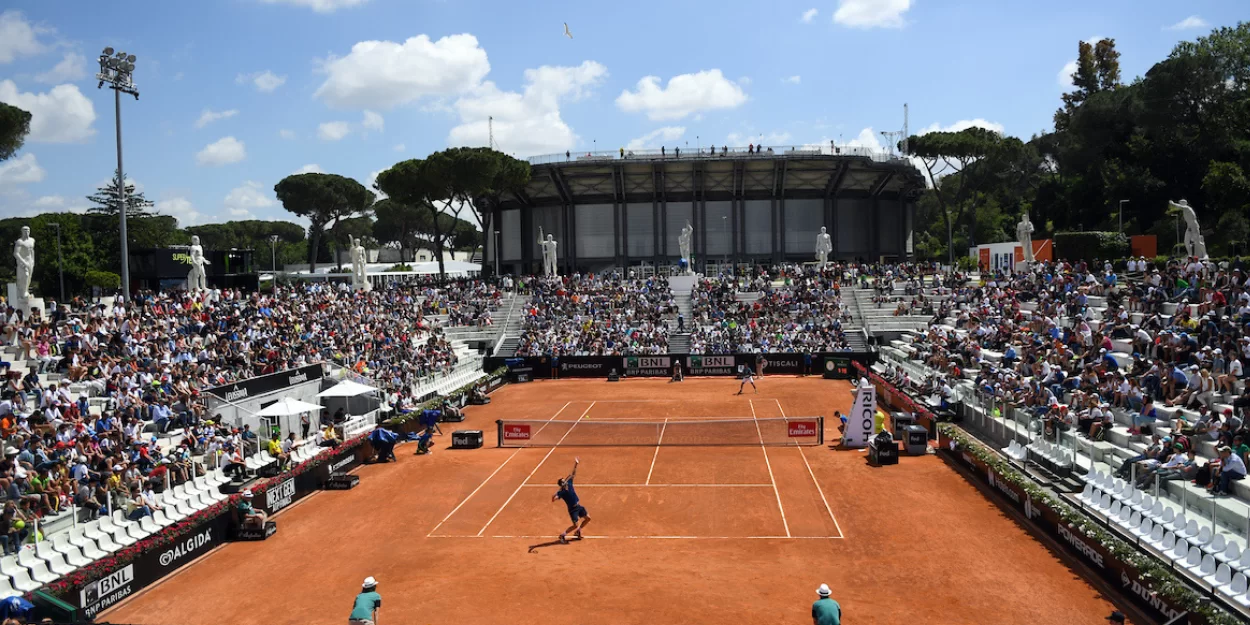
[485,353,874,380]
[555,356,618,378]
[203,363,325,402]
[690,355,737,376]
[623,355,682,377]
[746,354,808,376]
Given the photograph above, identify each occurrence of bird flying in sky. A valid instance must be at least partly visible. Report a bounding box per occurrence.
[564,22,573,39]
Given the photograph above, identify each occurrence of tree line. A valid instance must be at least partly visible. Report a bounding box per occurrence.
[906,22,1249,262]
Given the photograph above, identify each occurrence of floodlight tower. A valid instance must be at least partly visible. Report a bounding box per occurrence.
[96,47,139,303]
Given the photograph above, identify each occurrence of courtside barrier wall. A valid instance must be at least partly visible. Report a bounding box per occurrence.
[861,364,1237,625]
[485,352,876,380]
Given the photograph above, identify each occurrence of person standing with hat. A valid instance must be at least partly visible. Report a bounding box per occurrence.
[349,577,381,625]
[811,583,841,625]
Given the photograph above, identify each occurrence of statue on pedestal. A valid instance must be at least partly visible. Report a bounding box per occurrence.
[1170,199,1208,259]
[678,220,693,274]
[815,226,832,268]
[538,227,559,277]
[1016,212,1035,273]
[188,235,210,292]
[350,235,371,291]
[13,226,34,301]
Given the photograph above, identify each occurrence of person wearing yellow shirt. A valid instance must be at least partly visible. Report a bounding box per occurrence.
[266,437,288,470]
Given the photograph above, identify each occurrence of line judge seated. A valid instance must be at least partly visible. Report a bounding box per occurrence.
[237,489,268,529]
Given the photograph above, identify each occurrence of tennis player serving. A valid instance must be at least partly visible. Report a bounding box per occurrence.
[553,457,591,543]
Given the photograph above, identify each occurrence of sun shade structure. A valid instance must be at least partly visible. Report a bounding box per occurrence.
[316,379,377,398]
[256,397,324,417]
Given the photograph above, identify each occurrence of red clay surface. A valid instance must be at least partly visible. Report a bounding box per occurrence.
[106,377,1129,624]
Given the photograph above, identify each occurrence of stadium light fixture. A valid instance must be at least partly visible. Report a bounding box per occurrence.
[97,46,140,304]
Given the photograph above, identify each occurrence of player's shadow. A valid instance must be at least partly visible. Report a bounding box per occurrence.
[528,537,583,552]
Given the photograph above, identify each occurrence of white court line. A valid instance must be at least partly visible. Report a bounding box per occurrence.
[476,401,595,536]
[427,401,572,537]
[645,418,668,485]
[428,535,841,540]
[775,398,844,539]
[582,416,755,421]
[750,399,790,538]
[519,483,773,488]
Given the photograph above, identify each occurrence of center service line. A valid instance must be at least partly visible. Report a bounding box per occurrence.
[645,418,668,485]
[476,401,595,537]
[775,398,844,538]
[751,399,791,538]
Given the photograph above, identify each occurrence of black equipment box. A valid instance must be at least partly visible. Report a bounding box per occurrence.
[890,411,915,440]
[325,474,360,490]
[868,432,899,466]
[452,430,484,449]
[904,425,929,455]
[510,367,534,383]
[232,521,278,541]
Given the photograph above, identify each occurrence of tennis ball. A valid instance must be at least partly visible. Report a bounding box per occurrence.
[13,520,24,530]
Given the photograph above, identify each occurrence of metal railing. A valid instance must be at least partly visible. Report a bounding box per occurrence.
[526,144,907,166]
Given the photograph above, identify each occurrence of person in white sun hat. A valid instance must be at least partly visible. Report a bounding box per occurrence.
[349,576,382,625]
[811,583,841,625]
[237,490,267,529]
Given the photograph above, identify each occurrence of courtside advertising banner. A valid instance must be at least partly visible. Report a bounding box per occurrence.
[690,355,735,375]
[843,385,877,448]
[623,356,673,377]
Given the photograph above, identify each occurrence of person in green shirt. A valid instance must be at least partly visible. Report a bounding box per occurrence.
[812,583,841,625]
[349,577,382,625]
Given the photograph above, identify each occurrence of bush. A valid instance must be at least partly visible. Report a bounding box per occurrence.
[1052,231,1130,262]
[387,264,413,272]
[955,256,978,271]
[84,270,120,289]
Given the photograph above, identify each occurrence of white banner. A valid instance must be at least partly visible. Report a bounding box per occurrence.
[843,385,877,448]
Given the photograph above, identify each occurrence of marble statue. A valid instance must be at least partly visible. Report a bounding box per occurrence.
[187,235,210,292]
[350,235,371,291]
[13,226,34,301]
[815,226,832,268]
[1016,212,1035,272]
[1171,199,1208,259]
[538,227,558,277]
[678,220,693,274]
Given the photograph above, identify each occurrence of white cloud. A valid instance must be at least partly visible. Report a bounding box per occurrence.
[845,127,883,150]
[616,69,747,121]
[919,119,1005,135]
[392,143,405,152]
[366,169,387,198]
[35,52,87,84]
[0,11,45,64]
[155,197,202,226]
[236,70,286,93]
[0,153,45,184]
[195,108,239,129]
[255,0,369,13]
[449,60,608,157]
[196,136,247,166]
[0,80,96,143]
[315,34,491,109]
[1058,35,1105,89]
[1167,16,1208,31]
[784,75,801,84]
[223,181,277,219]
[361,110,384,132]
[801,8,818,23]
[318,121,351,141]
[726,131,793,147]
[833,0,911,29]
[278,129,297,140]
[293,164,323,175]
[625,126,686,150]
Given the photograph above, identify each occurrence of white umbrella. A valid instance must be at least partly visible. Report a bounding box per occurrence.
[257,397,324,417]
[316,379,377,398]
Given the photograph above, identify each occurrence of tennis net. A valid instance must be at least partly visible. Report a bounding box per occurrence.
[495,417,824,447]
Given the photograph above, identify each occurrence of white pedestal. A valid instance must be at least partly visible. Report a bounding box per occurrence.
[6,284,42,314]
[6,283,15,305]
[669,274,698,292]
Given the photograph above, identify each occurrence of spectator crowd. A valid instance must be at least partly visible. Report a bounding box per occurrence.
[515,274,675,356]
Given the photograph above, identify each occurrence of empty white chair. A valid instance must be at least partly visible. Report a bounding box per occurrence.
[1108,499,1123,517]
[73,525,115,556]
[1180,519,1201,541]
[0,577,18,600]
[1171,538,1190,561]
[23,557,59,585]
[50,535,91,568]
[150,508,176,527]
[1126,510,1141,531]
[1078,483,1095,503]
[98,516,137,546]
[1170,514,1188,534]
[1156,529,1175,552]
[1206,534,1228,555]
[1224,573,1248,599]
[1133,495,1154,514]
[33,543,74,576]
[1098,494,1113,512]
[1218,542,1242,565]
[1235,548,1250,574]
[1126,490,1142,507]
[7,565,40,593]
[1185,545,1204,572]
[1117,506,1132,526]
[1135,517,1155,539]
[1241,584,1250,608]
[1147,500,1165,520]
[1195,553,1218,580]
[1159,507,1175,525]
[1193,525,1213,547]
[1208,562,1233,589]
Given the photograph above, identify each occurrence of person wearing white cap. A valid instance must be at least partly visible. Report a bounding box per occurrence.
[237,490,267,529]
[811,583,841,625]
[349,576,381,625]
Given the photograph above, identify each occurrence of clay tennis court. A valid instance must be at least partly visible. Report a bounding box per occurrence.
[106,377,1129,624]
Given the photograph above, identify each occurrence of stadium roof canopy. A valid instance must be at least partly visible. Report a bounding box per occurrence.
[504,145,926,207]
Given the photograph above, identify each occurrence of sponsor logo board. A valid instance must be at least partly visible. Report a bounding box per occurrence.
[843,386,876,448]
[787,420,818,438]
[624,356,672,377]
[81,564,134,617]
[159,528,214,568]
[503,424,532,440]
[266,478,297,513]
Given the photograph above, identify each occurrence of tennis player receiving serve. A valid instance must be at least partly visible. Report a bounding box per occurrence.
[553,457,591,543]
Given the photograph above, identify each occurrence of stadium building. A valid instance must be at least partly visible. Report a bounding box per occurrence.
[486,145,927,275]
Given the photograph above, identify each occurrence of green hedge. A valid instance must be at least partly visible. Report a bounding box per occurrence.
[1053,232,1130,262]
[382,367,507,428]
[940,424,1240,625]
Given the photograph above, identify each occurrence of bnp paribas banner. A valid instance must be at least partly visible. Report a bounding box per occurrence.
[689,355,735,375]
[623,356,673,377]
[843,384,877,448]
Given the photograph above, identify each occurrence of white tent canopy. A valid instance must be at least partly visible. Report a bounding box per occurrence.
[317,379,377,398]
[256,397,323,417]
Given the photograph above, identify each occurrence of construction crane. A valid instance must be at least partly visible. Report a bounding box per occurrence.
[879,103,909,156]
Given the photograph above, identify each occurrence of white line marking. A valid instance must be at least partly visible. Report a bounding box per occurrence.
[751,399,790,538]
[427,535,842,540]
[477,401,595,536]
[518,483,773,488]
[427,401,572,537]
[646,418,668,485]
[774,398,844,539]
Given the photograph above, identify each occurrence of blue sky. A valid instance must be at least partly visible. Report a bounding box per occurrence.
[0,0,1243,227]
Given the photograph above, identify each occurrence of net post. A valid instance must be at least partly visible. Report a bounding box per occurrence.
[818,416,824,446]
[496,419,503,448]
